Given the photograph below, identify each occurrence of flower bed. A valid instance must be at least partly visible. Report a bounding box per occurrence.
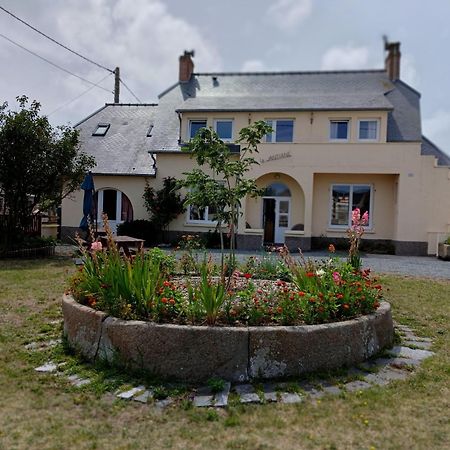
[65,213,393,381]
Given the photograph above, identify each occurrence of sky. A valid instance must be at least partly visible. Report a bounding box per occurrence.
[1,0,449,153]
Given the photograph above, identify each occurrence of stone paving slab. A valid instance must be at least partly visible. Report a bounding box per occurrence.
[67,374,91,387]
[155,398,173,410]
[133,390,153,404]
[386,346,434,361]
[25,339,61,351]
[344,380,372,392]
[402,340,433,350]
[234,384,260,404]
[214,382,231,407]
[117,385,146,400]
[279,392,303,404]
[35,362,59,373]
[262,383,278,402]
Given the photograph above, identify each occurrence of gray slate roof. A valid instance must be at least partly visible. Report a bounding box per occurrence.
[421,136,450,166]
[75,104,157,176]
[76,69,449,169]
[176,71,394,112]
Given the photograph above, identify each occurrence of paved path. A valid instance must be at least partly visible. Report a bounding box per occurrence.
[56,245,450,280]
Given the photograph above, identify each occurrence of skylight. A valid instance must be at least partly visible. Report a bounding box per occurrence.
[92,123,110,136]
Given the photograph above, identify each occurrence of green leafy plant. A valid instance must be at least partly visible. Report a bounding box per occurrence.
[143,177,185,243]
[0,96,94,248]
[179,120,272,282]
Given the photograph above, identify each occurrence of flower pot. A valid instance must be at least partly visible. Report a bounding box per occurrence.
[437,243,450,260]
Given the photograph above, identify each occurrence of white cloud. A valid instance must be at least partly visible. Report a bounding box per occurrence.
[401,54,420,88]
[423,110,450,154]
[267,0,312,31]
[321,44,370,70]
[241,59,266,72]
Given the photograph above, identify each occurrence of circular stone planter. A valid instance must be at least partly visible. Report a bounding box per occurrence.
[62,295,394,383]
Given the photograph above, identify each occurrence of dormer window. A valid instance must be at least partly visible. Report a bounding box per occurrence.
[92,123,110,136]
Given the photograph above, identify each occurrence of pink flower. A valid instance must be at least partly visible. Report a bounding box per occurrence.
[352,208,361,225]
[91,241,103,251]
[332,271,341,283]
[361,211,369,225]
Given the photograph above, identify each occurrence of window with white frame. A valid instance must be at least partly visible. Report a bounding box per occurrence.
[358,119,379,141]
[330,184,372,228]
[265,119,294,142]
[188,119,207,139]
[187,204,218,223]
[214,119,233,141]
[330,120,350,141]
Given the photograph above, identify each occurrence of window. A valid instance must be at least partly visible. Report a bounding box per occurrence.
[330,120,349,140]
[92,123,110,136]
[358,120,379,141]
[214,119,233,141]
[188,204,218,223]
[265,119,294,143]
[189,120,207,139]
[147,124,154,137]
[330,184,372,228]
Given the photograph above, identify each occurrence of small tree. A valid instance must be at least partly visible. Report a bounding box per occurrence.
[179,120,271,280]
[0,96,95,247]
[143,176,185,242]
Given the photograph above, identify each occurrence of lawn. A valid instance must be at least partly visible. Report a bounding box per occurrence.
[0,258,449,450]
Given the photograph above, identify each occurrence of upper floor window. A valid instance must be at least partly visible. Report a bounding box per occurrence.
[330,184,372,228]
[330,120,349,141]
[214,119,233,141]
[358,120,379,141]
[265,119,294,143]
[189,120,207,139]
[92,123,110,136]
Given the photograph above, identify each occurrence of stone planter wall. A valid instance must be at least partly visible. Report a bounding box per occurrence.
[63,295,394,383]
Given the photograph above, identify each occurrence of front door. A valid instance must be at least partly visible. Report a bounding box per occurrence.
[98,189,122,233]
[263,197,290,244]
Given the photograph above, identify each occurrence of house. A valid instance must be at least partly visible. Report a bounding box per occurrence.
[61,41,450,256]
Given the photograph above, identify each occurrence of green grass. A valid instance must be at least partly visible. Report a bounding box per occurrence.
[0,259,449,449]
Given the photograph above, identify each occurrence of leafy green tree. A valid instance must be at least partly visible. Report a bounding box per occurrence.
[179,120,271,280]
[0,96,95,247]
[143,176,185,242]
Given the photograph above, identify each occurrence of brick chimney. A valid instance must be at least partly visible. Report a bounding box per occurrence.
[179,50,195,83]
[385,41,401,80]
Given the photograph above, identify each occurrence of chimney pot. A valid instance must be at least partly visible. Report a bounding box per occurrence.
[179,50,195,83]
[385,41,401,81]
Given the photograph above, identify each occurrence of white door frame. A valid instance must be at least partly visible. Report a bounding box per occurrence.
[262,196,291,244]
[97,189,122,233]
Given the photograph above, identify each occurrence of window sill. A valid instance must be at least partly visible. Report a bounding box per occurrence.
[244,228,263,235]
[326,228,375,234]
[184,221,223,228]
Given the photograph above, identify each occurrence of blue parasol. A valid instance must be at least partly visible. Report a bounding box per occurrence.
[79,172,95,230]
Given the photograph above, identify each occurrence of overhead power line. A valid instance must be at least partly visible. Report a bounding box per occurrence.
[0,5,114,73]
[0,32,113,94]
[48,72,113,117]
[119,78,142,104]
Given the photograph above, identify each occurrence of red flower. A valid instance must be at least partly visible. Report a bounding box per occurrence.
[169,298,175,305]
[342,303,350,310]
[163,281,171,287]
[306,272,315,278]
[244,273,252,279]
[277,306,283,313]
[336,293,344,299]
[298,291,305,297]
[161,297,168,304]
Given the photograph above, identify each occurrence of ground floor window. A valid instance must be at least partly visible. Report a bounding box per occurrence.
[188,204,218,223]
[330,184,372,228]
